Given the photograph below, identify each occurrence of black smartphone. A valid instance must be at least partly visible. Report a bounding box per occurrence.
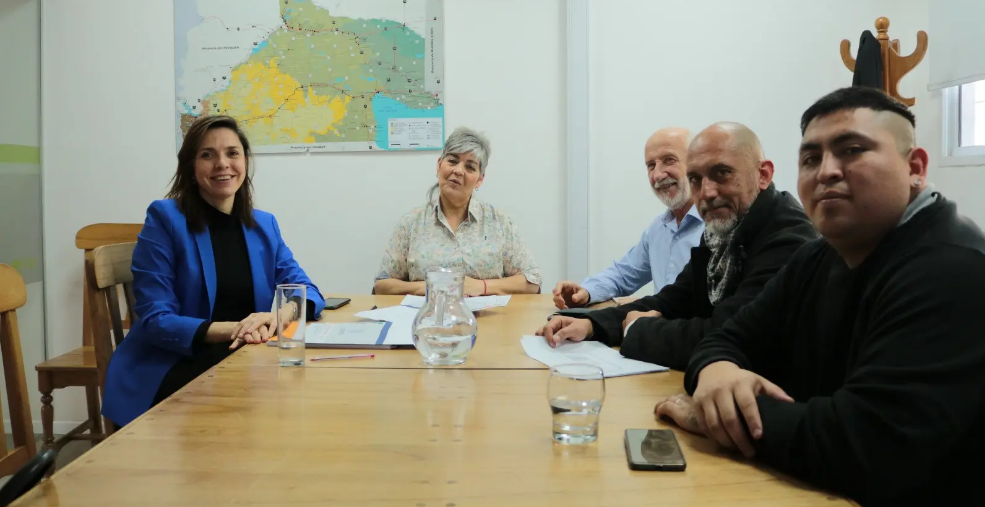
[323,298,351,310]
[624,429,686,471]
[549,307,596,320]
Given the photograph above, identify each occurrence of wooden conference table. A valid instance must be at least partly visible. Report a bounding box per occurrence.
[14,295,851,506]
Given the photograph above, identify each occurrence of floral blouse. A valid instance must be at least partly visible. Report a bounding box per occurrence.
[375,197,542,285]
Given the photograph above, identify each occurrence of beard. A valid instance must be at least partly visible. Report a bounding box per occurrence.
[704,214,739,236]
[700,197,741,237]
[653,176,690,210]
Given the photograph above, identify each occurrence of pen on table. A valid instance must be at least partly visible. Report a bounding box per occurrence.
[310,354,376,362]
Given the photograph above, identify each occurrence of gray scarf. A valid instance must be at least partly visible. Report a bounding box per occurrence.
[704,228,738,305]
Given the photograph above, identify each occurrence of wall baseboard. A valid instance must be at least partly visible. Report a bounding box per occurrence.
[6,420,88,438]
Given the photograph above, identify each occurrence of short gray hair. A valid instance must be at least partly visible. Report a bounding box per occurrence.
[441,126,491,175]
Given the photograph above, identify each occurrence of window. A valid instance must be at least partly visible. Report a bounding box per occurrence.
[958,81,985,147]
[943,79,985,163]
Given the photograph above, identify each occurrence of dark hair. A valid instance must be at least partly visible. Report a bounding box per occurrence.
[167,115,257,231]
[800,86,916,135]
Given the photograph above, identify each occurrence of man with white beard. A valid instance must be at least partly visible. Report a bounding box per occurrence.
[539,122,817,371]
[554,127,704,309]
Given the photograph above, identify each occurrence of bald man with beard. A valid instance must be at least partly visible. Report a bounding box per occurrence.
[553,127,705,309]
[538,121,817,371]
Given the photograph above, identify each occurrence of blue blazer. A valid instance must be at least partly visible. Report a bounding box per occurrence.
[102,199,325,426]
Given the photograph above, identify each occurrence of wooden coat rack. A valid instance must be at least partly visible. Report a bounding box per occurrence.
[840,17,928,106]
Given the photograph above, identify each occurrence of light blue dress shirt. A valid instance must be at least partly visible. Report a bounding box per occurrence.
[582,204,704,303]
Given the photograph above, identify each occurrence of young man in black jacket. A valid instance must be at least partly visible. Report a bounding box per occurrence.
[656,87,985,506]
[536,122,817,371]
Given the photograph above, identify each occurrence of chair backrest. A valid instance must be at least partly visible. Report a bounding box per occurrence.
[75,224,142,347]
[75,224,144,251]
[0,449,56,506]
[0,265,38,476]
[85,242,138,395]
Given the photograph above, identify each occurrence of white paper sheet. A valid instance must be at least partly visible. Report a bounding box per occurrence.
[354,305,419,346]
[355,305,421,323]
[400,295,511,312]
[520,335,668,377]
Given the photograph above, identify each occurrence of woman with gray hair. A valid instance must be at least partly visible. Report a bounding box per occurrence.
[373,127,542,296]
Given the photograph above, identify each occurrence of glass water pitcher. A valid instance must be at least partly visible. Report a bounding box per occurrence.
[411,267,478,365]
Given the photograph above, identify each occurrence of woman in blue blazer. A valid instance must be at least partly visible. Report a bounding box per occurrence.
[102,115,325,427]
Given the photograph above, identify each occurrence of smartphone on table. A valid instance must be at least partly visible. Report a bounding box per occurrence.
[555,307,595,317]
[548,307,596,320]
[624,429,686,471]
[323,298,351,310]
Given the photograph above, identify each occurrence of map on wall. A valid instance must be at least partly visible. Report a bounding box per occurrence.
[174,0,444,153]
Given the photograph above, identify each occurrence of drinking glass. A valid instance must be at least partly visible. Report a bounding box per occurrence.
[548,364,605,444]
[276,284,306,367]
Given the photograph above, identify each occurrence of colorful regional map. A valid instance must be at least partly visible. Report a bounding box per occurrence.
[174,0,445,153]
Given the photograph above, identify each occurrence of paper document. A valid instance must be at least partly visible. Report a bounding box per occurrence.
[354,305,419,347]
[400,295,511,312]
[306,322,391,347]
[520,335,668,377]
[356,305,420,323]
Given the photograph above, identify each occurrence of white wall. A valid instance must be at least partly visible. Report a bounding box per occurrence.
[934,165,985,225]
[587,0,934,296]
[42,0,565,424]
[0,0,46,433]
[891,4,985,228]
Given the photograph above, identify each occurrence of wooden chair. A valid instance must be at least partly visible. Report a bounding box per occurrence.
[35,223,142,452]
[84,243,138,436]
[0,265,39,477]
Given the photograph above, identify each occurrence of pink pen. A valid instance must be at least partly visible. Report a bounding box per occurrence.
[309,354,376,362]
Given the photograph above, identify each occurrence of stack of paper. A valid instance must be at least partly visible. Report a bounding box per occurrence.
[400,295,511,312]
[520,335,668,377]
[353,305,420,347]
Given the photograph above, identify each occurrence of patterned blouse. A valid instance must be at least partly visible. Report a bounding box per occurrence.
[375,196,542,286]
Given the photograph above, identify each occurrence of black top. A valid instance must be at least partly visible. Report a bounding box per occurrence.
[685,196,985,506]
[581,183,818,370]
[207,205,256,325]
[153,203,255,404]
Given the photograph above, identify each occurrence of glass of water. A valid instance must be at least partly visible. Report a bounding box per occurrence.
[276,284,306,367]
[548,364,605,444]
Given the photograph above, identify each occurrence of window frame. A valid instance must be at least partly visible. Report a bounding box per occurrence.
[942,84,985,166]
